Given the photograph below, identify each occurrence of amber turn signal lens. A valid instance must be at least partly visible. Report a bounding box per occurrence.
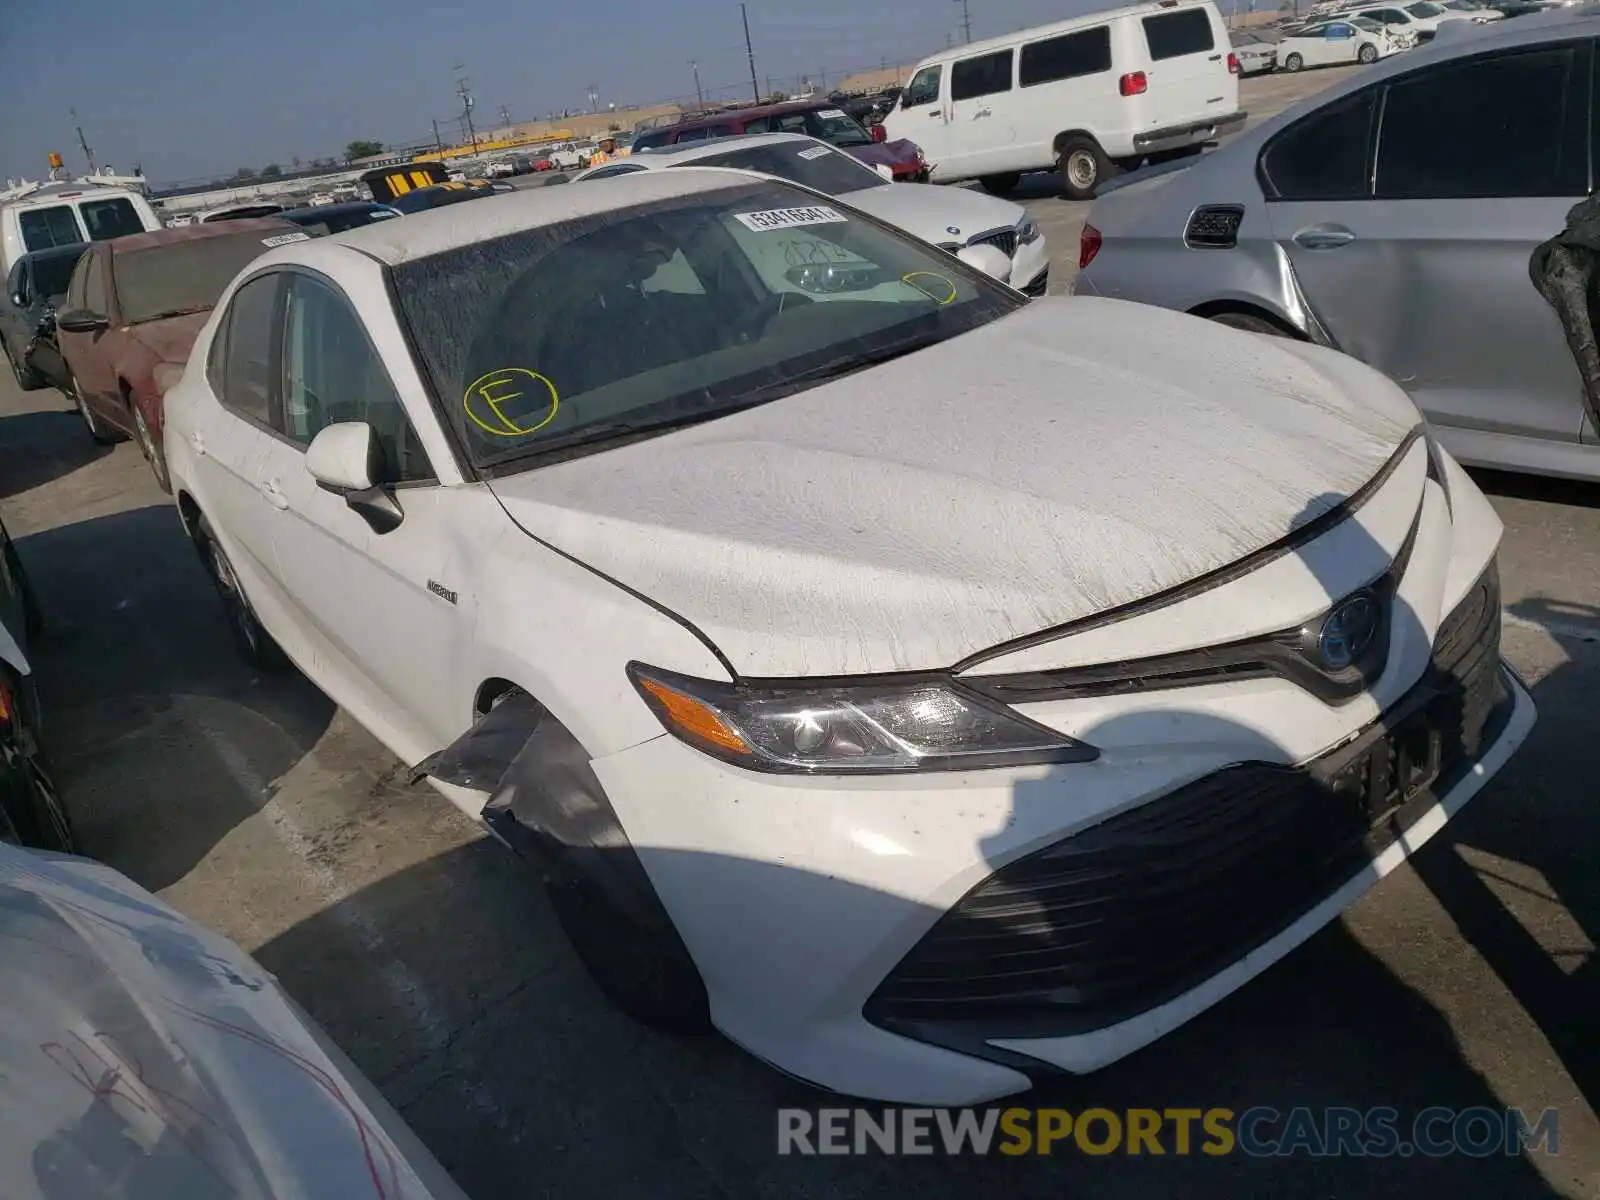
[638,677,752,755]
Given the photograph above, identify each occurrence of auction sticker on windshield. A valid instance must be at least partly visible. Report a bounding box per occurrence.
[261,232,312,247]
[735,206,847,231]
[819,109,849,119]
[797,146,832,161]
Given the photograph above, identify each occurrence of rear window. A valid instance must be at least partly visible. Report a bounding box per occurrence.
[114,230,290,324]
[633,129,674,152]
[1020,27,1112,86]
[80,198,146,241]
[691,142,887,195]
[18,206,84,252]
[1142,8,1216,60]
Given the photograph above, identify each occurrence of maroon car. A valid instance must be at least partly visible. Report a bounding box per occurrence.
[635,100,928,180]
[54,218,304,492]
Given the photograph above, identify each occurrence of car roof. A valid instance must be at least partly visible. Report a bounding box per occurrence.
[910,0,1216,66]
[102,217,298,255]
[624,131,830,167]
[330,167,759,265]
[670,98,844,131]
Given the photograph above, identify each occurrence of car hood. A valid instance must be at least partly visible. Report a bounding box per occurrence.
[127,310,210,365]
[486,298,1415,678]
[842,140,920,169]
[842,182,1022,245]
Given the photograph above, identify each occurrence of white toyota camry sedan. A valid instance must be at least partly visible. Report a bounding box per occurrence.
[162,168,1535,1105]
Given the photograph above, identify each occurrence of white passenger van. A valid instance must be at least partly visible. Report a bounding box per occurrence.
[881,0,1243,200]
[0,177,161,276]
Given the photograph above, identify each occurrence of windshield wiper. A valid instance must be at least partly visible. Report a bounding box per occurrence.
[477,408,738,470]
[137,305,210,322]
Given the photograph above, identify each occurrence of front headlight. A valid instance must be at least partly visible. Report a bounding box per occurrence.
[1016,214,1041,246]
[628,663,1097,774]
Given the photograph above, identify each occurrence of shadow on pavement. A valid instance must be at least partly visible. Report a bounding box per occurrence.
[13,503,334,891]
[0,409,114,500]
[248,492,1569,1198]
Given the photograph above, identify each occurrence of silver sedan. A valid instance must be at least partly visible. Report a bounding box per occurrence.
[1074,12,1600,482]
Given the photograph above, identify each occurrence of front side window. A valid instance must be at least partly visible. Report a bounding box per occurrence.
[1260,89,1377,201]
[113,229,289,325]
[802,108,874,148]
[391,180,1022,472]
[1143,8,1215,60]
[31,248,84,301]
[220,275,282,425]
[1374,46,1587,199]
[281,275,432,481]
[1021,27,1111,87]
[950,50,1014,101]
[584,164,649,180]
[80,198,146,241]
[691,142,887,195]
[1326,22,1354,36]
[902,66,942,109]
[18,206,84,252]
[83,254,108,317]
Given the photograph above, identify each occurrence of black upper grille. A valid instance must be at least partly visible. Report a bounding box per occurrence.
[865,563,1507,1048]
[1022,269,1049,298]
[971,229,1018,258]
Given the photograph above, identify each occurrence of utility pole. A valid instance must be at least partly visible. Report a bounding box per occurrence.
[586,83,600,113]
[954,0,973,43]
[741,2,760,104]
[455,72,477,148]
[690,60,705,109]
[499,104,512,126]
[70,108,96,173]
[820,66,827,89]
[432,120,444,154]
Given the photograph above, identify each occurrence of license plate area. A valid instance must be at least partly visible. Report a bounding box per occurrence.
[1319,702,1447,829]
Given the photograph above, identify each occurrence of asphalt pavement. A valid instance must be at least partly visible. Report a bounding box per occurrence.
[1,64,1597,1200]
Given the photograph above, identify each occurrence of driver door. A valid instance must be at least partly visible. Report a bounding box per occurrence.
[892,65,953,178]
[1323,23,1360,63]
[261,270,468,754]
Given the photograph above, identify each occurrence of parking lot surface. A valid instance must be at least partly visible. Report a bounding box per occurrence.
[2,65,1597,1199]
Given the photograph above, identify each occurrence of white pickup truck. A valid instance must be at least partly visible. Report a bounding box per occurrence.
[547,141,596,171]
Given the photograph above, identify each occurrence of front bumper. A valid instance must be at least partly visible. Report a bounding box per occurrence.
[593,561,1533,1104]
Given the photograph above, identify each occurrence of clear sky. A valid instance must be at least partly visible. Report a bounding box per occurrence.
[0,0,1137,186]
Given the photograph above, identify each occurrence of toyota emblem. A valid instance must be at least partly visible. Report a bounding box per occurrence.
[1319,593,1381,671]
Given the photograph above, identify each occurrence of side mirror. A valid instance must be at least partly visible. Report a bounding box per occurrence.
[956,243,1012,282]
[56,309,108,334]
[870,124,888,144]
[305,421,404,534]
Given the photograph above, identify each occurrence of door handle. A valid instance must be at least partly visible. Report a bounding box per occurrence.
[973,108,991,119]
[261,478,289,510]
[1292,225,1356,250]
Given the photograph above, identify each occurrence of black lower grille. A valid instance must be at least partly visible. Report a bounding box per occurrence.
[866,562,1508,1048]
[1022,269,1049,298]
[971,229,1018,258]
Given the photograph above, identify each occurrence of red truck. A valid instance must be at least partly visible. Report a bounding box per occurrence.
[53,218,305,491]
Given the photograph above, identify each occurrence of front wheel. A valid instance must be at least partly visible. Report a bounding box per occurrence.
[1357,43,1378,64]
[2,337,44,392]
[197,519,287,671]
[1283,52,1304,72]
[1056,136,1113,201]
[133,406,171,494]
[68,374,120,445]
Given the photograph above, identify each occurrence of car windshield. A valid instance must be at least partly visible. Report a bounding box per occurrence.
[114,230,288,324]
[686,141,888,195]
[807,108,874,147]
[1351,16,1384,29]
[1406,1,1445,13]
[32,249,86,298]
[391,179,1022,471]
[1229,30,1263,44]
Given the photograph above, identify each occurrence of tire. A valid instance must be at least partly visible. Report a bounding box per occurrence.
[196,518,287,671]
[1208,311,1292,337]
[3,535,43,641]
[67,373,120,445]
[0,676,75,854]
[1283,52,1304,72]
[1358,43,1378,63]
[978,172,1021,196]
[133,405,171,494]
[2,336,44,392]
[1056,136,1114,201]
[546,867,711,1035]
